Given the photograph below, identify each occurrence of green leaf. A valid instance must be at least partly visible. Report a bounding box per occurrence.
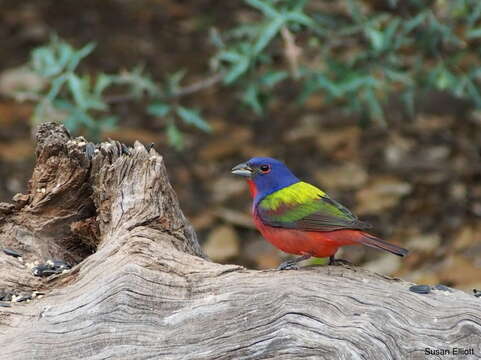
[366,28,384,51]
[290,0,309,12]
[384,69,412,85]
[224,57,250,84]
[209,27,225,48]
[56,42,75,71]
[387,0,398,8]
[75,108,96,127]
[98,115,118,131]
[86,96,107,112]
[453,76,468,98]
[259,70,288,87]
[466,78,481,108]
[94,73,113,96]
[436,68,455,90]
[363,88,385,125]
[245,0,279,18]
[176,106,211,132]
[147,102,171,117]
[285,12,313,27]
[67,42,96,72]
[45,74,67,102]
[217,50,243,63]
[252,17,284,55]
[467,3,481,27]
[242,84,263,114]
[63,112,80,133]
[339,76,378,93]
[467,28,481,39]
[53,98,76,111]
[403,12,427,33]
[32,47,63,77]
[167,70,187,94]
[346,0,364,22]
[401,89,415,117]
[166,122,184,150]
[62,106,96,134]
[316,74,342,97]
[68,74,87,109]
[383,18,401,46]
[111,66,160,98]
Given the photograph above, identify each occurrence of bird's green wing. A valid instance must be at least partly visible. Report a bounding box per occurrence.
[257,181,371,231]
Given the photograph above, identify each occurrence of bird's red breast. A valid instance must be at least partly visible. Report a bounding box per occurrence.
[253,210,362,258]
[247,179,257,199]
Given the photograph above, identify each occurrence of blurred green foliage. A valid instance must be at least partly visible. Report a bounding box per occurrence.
[23,36,211,146]
[213,0,481,123]
[14,0,481,146]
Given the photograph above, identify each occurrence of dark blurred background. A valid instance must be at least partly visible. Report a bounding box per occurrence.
[0,0,480,291]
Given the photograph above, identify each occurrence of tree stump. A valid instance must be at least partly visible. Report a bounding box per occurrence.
[0,123,480,359]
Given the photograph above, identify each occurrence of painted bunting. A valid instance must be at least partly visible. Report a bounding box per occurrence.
[232,157,408,270]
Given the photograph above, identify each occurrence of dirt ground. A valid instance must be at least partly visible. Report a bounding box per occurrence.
[0,0,480,292]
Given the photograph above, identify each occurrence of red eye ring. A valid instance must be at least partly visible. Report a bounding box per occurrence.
[260,164,271,173]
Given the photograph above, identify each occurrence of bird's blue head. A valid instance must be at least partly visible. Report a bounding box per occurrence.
[231,157,299,204]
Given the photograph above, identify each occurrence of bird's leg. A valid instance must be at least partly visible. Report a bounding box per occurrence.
[328,255,352,266]
[277,254,311,270]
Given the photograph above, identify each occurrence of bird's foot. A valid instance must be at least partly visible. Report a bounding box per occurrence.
[328,256,352,266]
[277,260,300,270]
[277,254,311,270]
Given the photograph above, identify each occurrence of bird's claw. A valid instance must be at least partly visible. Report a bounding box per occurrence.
[328,257,352,266]
[277,261,300,270]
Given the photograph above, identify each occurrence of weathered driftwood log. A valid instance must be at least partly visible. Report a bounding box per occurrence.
[0,123,480,360]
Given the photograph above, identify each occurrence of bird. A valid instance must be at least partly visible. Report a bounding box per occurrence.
[232,157,408,270]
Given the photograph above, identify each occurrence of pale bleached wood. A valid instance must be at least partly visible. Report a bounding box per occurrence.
[0,123,480,360]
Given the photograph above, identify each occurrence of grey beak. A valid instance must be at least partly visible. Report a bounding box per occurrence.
[231,162,253,177]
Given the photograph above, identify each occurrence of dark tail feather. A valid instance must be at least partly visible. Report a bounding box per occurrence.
[359,233,408,257]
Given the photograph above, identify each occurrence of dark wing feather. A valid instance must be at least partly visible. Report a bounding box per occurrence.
[295,196,372,232]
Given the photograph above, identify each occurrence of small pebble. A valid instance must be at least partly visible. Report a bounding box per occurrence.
[474,289,481,298]
[409,285,431,294]
[14,293,32,303]
[54,259,71,269]
[0,292,13,302]
[434,284,453,292]
[85,143,96,159]
[0,289,10,301]
[32,291,44,298]
[51,260,71,272]
[3,248,22,258]
[32,264,50,277]
[32,259,72,277]
[0,302,11,308]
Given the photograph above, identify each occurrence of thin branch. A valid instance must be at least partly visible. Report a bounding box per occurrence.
[281,26,302,79]
[170,72,224,97]
[102,93,134,104]
[104,73,224,104]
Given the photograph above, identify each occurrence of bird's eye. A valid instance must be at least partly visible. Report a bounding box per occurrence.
[260,164,271,173]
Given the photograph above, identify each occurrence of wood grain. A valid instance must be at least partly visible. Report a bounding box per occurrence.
[0,123,479,360]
